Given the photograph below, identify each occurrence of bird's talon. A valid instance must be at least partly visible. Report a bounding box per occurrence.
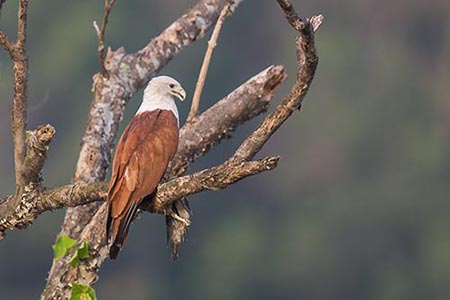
[170,213,191,226]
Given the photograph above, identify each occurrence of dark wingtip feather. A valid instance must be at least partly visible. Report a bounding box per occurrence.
[109,244,120,260]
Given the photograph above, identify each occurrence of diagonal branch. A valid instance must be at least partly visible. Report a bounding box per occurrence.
[0,30,16,57]
[187,2,232,122]
[232,12,323,162]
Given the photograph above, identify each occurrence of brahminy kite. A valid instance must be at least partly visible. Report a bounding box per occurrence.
[106,76,186,259]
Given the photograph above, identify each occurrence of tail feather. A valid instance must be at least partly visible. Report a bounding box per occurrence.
[109,244,121,260]
[107,202,139,260]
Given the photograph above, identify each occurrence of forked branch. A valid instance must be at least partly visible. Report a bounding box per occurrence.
[93,0,117,76]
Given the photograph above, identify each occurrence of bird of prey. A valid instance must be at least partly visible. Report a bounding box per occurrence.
[106,76,186,260]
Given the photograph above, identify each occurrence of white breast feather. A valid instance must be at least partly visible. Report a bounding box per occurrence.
[136,93,180,126]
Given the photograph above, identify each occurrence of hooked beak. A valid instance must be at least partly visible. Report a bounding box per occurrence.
[172,87,186,101]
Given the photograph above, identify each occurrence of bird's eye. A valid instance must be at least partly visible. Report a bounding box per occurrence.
[169,83,175,88]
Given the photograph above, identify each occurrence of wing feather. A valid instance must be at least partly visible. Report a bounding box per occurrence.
[106,109,179,259]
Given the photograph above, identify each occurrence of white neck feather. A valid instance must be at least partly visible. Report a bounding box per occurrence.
[136,94,179,126]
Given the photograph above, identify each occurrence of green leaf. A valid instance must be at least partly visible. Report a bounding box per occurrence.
[77,240,89,259]
[68,252,80,267]
[52,235,76,259]
[70,282,96,300]
[68,240,90,267]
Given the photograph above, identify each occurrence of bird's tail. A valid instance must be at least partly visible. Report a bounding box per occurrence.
[107,202,139,260]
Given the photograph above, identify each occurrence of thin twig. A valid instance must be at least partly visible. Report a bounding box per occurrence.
[12,0,29,195]
[186,3,232,123]
[95,0,117,76]
[16,0,28,48]
[0,30,16,57]
[0,0,6,19]
[275,0,304,31]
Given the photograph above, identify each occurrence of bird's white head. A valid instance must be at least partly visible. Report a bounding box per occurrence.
[137,76,186,123]
[144,76,186,102]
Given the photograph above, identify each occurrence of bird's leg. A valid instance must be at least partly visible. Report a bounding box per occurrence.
[168,198,191,226]
[165,197,191,260]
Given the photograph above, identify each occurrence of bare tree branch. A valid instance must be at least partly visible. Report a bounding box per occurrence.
[0,183,106,239]
[94,0,117,76]
[0,30,16,57]
[0,123,58,221]
[22,125,56,185]
[0,155,278,240]
[150,157,279,213]
[187,3,232,122]
[232,8,323,162]
[168,65,286,178]
[275,0,304,31]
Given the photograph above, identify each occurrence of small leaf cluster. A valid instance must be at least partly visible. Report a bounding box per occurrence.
[70,282,97,300]
[52,236,95,299]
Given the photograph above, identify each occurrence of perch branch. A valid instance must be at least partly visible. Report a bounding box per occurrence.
[150,157,279,212]
[187,3,232,122]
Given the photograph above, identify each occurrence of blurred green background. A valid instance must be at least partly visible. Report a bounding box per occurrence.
[1,0,450,299]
